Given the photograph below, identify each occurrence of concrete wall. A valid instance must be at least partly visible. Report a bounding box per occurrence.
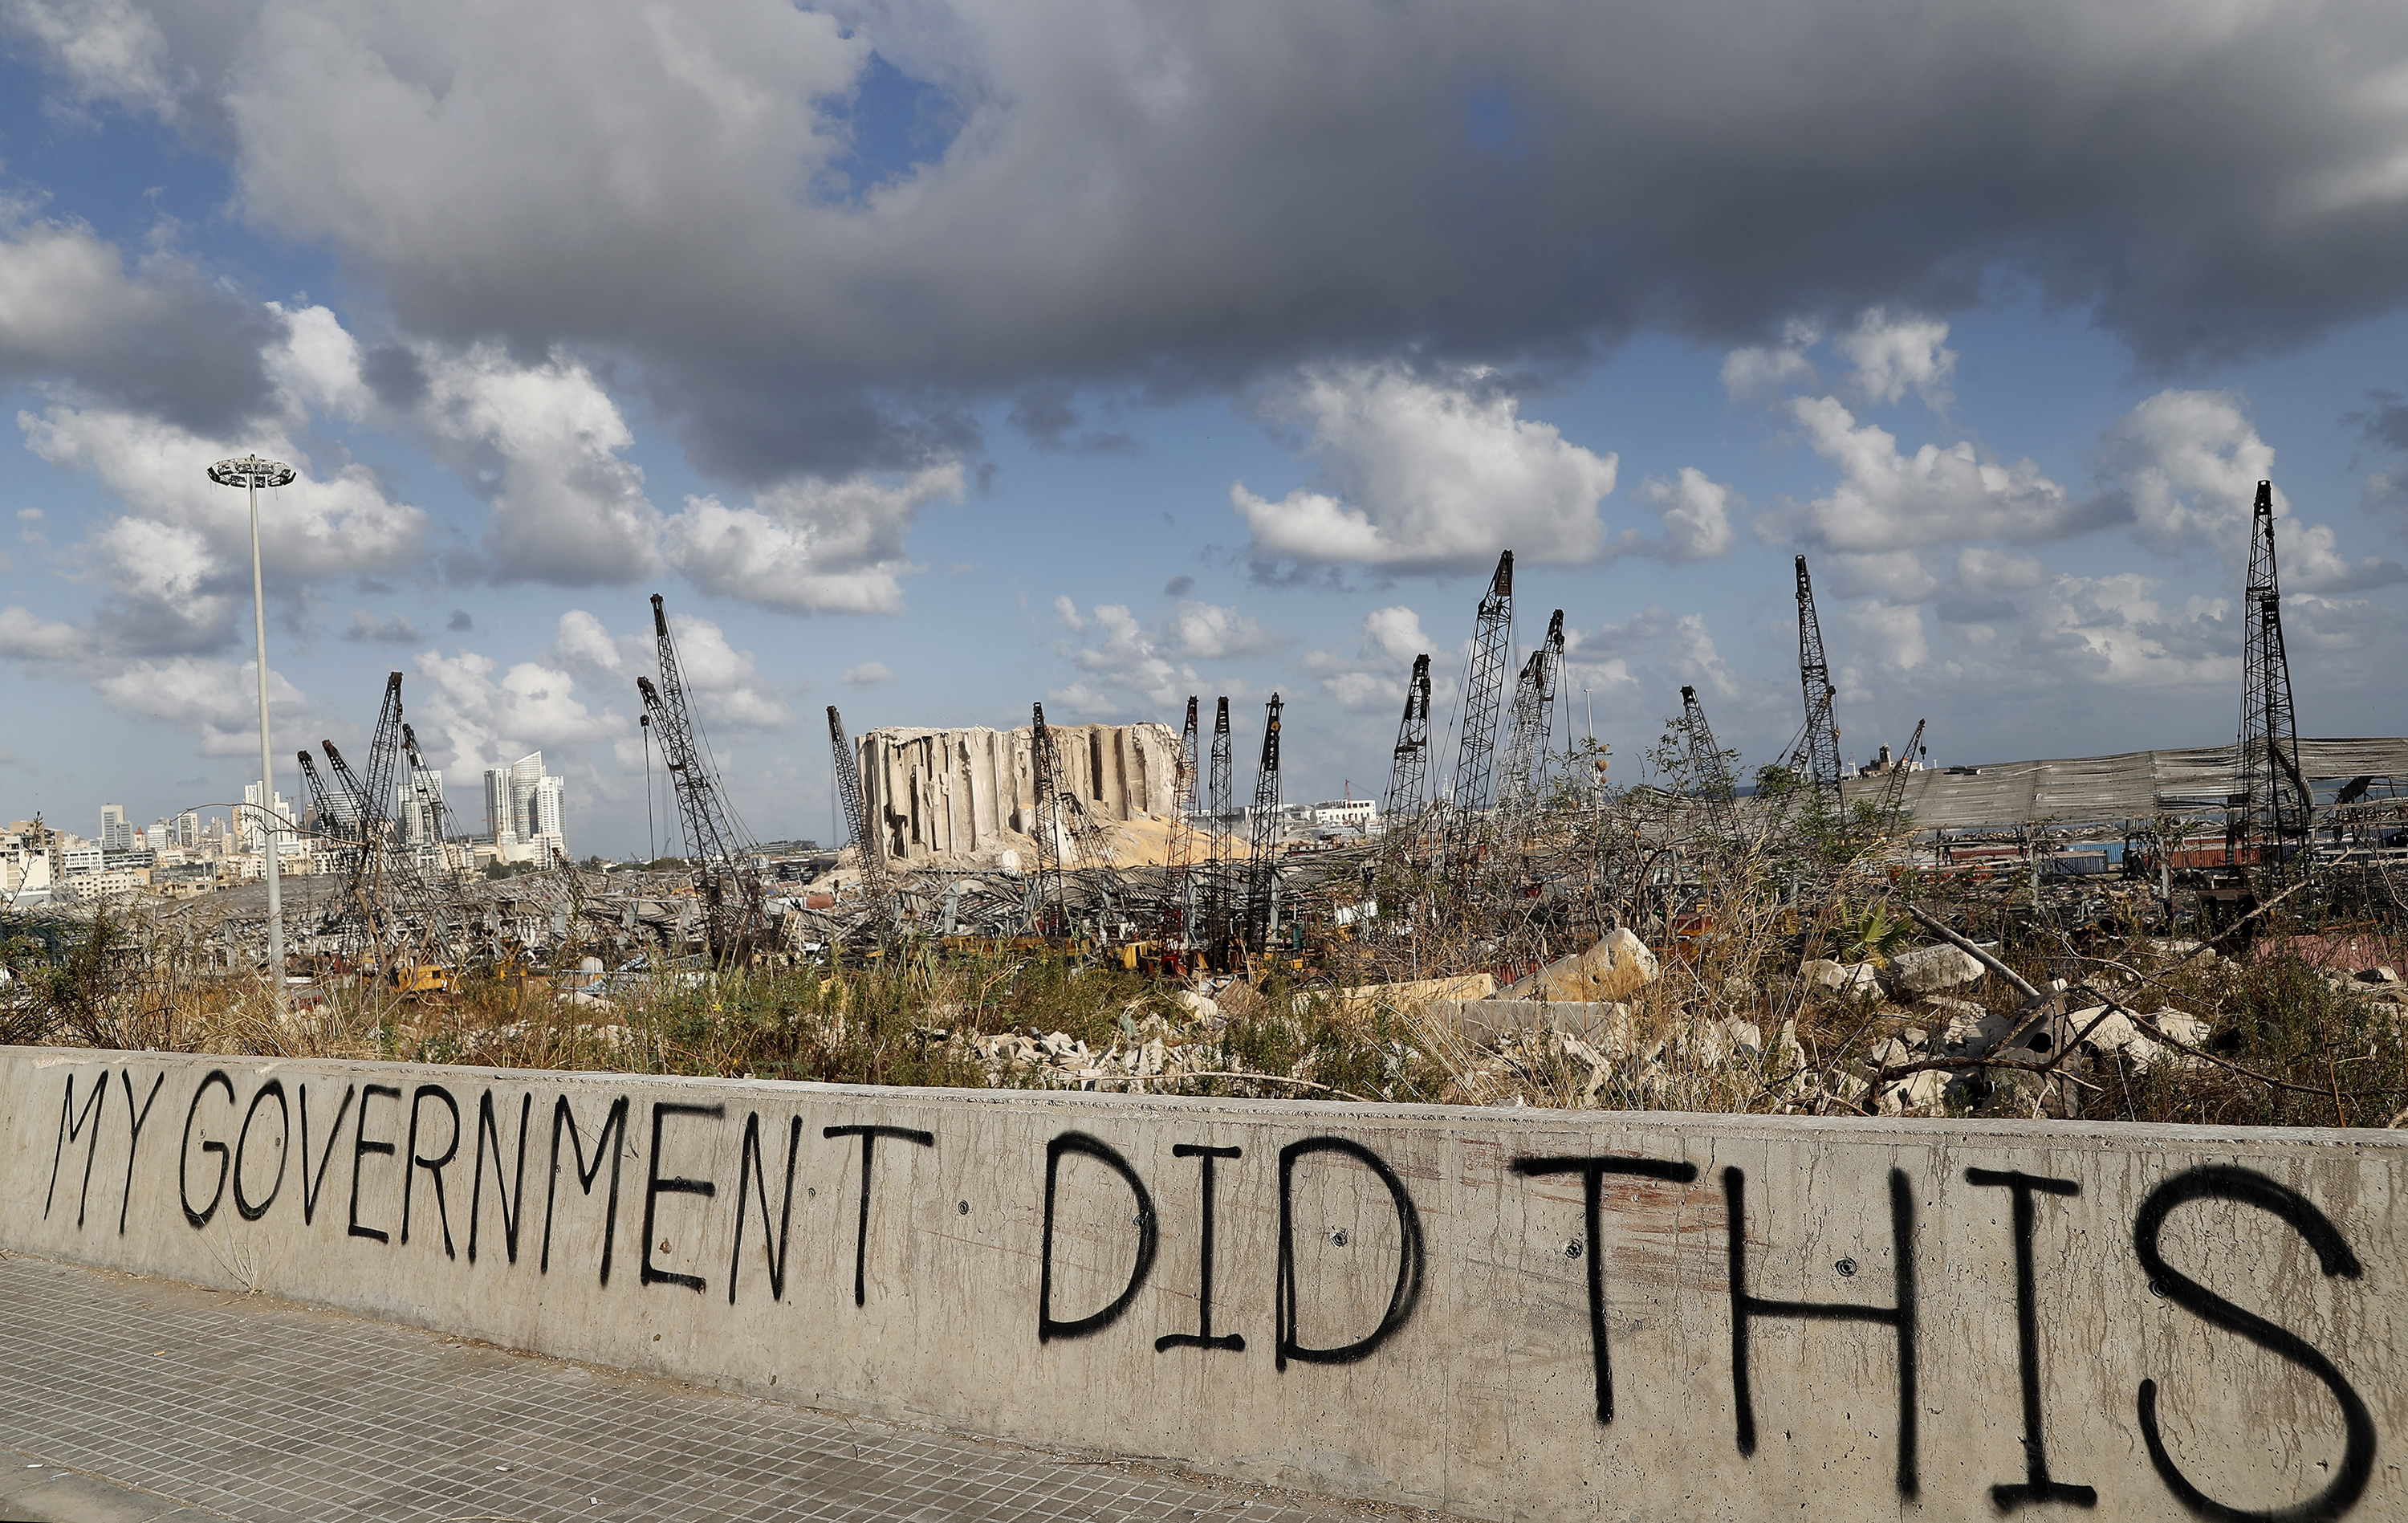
[860,723,1179,862]
[6,1047,2404,1522]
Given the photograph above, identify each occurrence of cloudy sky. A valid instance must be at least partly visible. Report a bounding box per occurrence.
[5,0,2408,854]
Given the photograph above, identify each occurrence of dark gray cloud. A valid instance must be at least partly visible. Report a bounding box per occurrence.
[0,222,284,432]
[18,0,2408,478]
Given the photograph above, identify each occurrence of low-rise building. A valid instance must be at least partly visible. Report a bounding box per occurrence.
[59,865,151,902]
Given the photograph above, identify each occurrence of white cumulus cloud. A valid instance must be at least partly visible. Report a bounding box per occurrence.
[417,344,662,586]
[1233,365,1617,572]
[1837,309,1956,409]
[663,465,964,614]
[1634,468,1740,561]
[1783,394,2106,552]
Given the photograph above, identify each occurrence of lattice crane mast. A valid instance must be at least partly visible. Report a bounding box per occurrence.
[2239,480,2312,876]
[1447,551,1515,857]
[1792,555,1844,812]
[1206,698,1234,957]
[400,723,454,869]
[323,736,454,975]
[296,748,348,841]
[1384,653,1434,824]
[296,747,362,883]
[1499,608,1565,812]
[1027,703,1077,933]
[1877,719,1926,833]
[1680,685,1740,843]
[636,592,764,963]
[1244,693,1284,952]
[360,674,408,854]
[1158,697,1202,957]
[827,705,892,919]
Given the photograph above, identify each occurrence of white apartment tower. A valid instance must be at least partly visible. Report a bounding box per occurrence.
[100,803,132,852]
[241,782,296,857]
[400,769,449,845]
[482,751,567,864]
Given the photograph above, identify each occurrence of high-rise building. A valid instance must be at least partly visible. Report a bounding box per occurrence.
[532,773,563,837]
[482,751,567,862]
[100,804,132,852]
[400,768,449,845]
[174,810,200,848]
[482,768,515,849]
[241,783,297,857]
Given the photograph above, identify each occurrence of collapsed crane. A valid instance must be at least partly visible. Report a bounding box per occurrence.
[1792,555,1843,813]
[1679,685,1740,844]
[1447,551,1515,859]
[828,705,892,920]
[1245,693,1285,951]
[636,593,765,964]
[2238,480,2312,878]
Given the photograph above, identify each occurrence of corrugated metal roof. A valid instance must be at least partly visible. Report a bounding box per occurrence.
[1836,737,2408,829]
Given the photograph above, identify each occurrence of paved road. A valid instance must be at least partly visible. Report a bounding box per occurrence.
[0,1254,1415,1523]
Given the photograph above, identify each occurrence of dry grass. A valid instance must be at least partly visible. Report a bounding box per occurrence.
[11,828,2408,1127]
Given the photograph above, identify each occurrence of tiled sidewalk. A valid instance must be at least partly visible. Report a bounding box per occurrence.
[0,1254,1416,1523]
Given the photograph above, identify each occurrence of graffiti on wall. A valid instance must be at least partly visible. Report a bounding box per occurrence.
[35,1063,2384,1521]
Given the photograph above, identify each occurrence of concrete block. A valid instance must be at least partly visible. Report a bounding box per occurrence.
[1801,958,1881,996]
[5,1048,2406,1523]
[1883,943,1985,996]
[1326,974,1495,1010]
[1442,999,1637,1050]
[1502,927,1658,1002]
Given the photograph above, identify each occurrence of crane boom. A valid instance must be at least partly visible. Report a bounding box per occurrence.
[1159,696,1201,955]
[1877,719,1926,831]
[636,592,763,962]
[1448,551,1515,857]
[1499,609,1565,810]
[1028,702,1075,932]
[2239,481,2311,876]
[1794,555,1843,812]
[296,749,348,841]
[1680,685,1740,842]
[828,705,892,914]
[323,737,454,974]
[1384,653,1433,821]
[1205,697,1234,958]
[1244,693,1284,951]
[400,723,453,862]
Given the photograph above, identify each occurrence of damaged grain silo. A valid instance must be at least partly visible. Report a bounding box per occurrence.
[858,721,1182,867]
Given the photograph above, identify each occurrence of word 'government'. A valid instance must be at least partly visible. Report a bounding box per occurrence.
[18,1057,2402,1523]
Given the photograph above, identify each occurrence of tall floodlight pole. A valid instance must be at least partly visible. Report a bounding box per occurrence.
[209,454,298,997]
